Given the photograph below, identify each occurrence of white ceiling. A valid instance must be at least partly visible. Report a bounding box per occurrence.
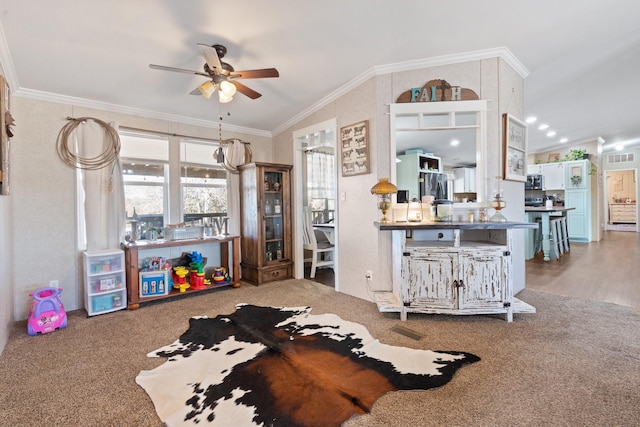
[0,0,639,158]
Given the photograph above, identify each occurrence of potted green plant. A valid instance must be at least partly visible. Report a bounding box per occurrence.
[564,148,588,161]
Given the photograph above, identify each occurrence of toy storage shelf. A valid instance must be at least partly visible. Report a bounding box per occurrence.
[83,249,127,316]
[122,235,241,310]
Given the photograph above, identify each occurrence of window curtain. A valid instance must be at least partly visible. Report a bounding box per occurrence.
[224,140,249,235]
[78,121,126,251]
[307,151,336,201]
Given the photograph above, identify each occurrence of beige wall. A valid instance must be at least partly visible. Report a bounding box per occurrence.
[273,57,527,301]
[0,190,13,353]
[9,97,272,321]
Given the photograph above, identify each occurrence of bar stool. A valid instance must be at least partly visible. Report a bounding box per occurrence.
[549,217,563,259]
[559,217,570,253]
[534,218,543,253]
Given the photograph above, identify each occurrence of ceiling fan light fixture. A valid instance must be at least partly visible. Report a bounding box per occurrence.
[218,91,233,103]
[198,81,217,98]
[219,80,237,97]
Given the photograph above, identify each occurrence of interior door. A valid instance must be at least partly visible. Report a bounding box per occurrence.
[293,119,338,288]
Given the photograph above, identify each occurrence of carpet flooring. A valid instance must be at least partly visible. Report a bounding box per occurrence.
[0,279,638,426]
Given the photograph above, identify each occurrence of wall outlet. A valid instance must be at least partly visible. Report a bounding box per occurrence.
[49,280,59,287]
[365,270,373,281]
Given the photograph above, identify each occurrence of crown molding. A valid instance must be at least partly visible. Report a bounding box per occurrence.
[272,68,377,136]
[14,87,271,138]
[375,46,529,78]
[273,47,529,135]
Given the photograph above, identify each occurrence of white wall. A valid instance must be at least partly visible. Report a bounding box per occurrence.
[9,97,273,321]
[273,56,527,300]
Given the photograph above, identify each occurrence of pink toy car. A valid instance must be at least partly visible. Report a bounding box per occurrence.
[27,287,68,335]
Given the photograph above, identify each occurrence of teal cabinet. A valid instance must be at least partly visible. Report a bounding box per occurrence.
[564,160,591,242]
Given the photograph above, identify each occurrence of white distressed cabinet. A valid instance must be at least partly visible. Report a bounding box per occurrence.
[402,246,508,312]
[375,222,536,322]
[609,203,636,223]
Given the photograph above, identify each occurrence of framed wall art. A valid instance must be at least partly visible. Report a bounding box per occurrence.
[340,120,369,177]
[548,153,560,163]
[502,113,527,182]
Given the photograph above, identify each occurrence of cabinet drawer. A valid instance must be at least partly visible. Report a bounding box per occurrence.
[259,264,292,284]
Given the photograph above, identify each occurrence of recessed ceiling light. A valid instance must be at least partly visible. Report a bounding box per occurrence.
[559,138,568,143]
[450,139,460,146]
[546,131,556,137]
[615,144,624,151]
[538,124,549,131]
[525,116,537,124]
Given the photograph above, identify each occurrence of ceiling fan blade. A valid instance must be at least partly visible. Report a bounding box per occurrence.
[149,64,209,78]
[232,81,262,99]
[197,43,223,75]
[230,68,280,79]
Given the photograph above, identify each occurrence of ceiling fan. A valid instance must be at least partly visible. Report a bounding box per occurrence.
[149,44,279,102]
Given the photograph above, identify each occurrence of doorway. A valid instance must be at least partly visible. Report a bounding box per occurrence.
[604,169,638,232]
[293,119,338,289]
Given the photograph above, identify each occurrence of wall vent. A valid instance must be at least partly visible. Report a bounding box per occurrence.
[607,153,635,164]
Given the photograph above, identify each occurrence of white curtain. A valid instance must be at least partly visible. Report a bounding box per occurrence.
[78,121,126,251]
[225,140,249,235]
[307,152,336,199]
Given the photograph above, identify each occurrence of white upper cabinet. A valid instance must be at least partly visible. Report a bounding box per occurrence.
[542,162,565,190]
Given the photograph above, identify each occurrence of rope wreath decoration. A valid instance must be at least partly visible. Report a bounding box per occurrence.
[56,116,121,170]
[215,138,253,174]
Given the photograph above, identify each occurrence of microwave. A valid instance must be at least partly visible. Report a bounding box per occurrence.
[526,174,543,190]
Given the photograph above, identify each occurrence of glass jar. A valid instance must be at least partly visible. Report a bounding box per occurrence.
[406,197,422,222]
[434,200,453,222]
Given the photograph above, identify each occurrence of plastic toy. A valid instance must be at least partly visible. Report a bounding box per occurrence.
[213,266,231,284]
[172,266,190,293]
[27,287,68,336]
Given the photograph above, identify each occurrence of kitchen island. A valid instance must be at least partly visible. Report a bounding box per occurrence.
[375,220,537,322]
[525,206,575,261]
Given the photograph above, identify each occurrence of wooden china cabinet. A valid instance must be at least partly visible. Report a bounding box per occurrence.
[239,162,293,285]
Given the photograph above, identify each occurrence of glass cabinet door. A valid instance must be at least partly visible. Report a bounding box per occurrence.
[263,170,285,264]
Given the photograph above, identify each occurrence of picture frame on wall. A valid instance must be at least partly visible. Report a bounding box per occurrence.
[340,120,369,177]
[502,113,527,182]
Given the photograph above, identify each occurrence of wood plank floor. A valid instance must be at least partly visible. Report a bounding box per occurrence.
[304,266,334,287]
[525,230,640,310]
[306,231,640,311]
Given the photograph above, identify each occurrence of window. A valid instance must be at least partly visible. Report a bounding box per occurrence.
[119,132,227,238]
[180,140,228,223]
[306,149,336,223]
[120,133,168,235]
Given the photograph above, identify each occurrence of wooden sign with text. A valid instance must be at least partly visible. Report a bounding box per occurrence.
[396,79,479,103]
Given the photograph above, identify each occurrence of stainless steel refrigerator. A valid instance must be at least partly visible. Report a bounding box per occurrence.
[419,172,449,200]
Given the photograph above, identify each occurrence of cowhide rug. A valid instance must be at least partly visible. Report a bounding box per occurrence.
[136,304,479,426]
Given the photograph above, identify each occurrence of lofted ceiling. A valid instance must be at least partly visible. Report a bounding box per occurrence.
[0,0,638,162]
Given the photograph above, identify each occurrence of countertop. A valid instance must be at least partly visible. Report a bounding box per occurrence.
[524,206,575,213]
[375,221,538,230]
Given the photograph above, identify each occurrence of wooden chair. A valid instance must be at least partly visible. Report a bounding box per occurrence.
[303,207,334,278]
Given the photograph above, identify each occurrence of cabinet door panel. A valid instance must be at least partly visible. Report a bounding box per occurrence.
[542,163,565,190]
[402,251,456,309]
[566,189,589,240]
[457,249,506,309]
